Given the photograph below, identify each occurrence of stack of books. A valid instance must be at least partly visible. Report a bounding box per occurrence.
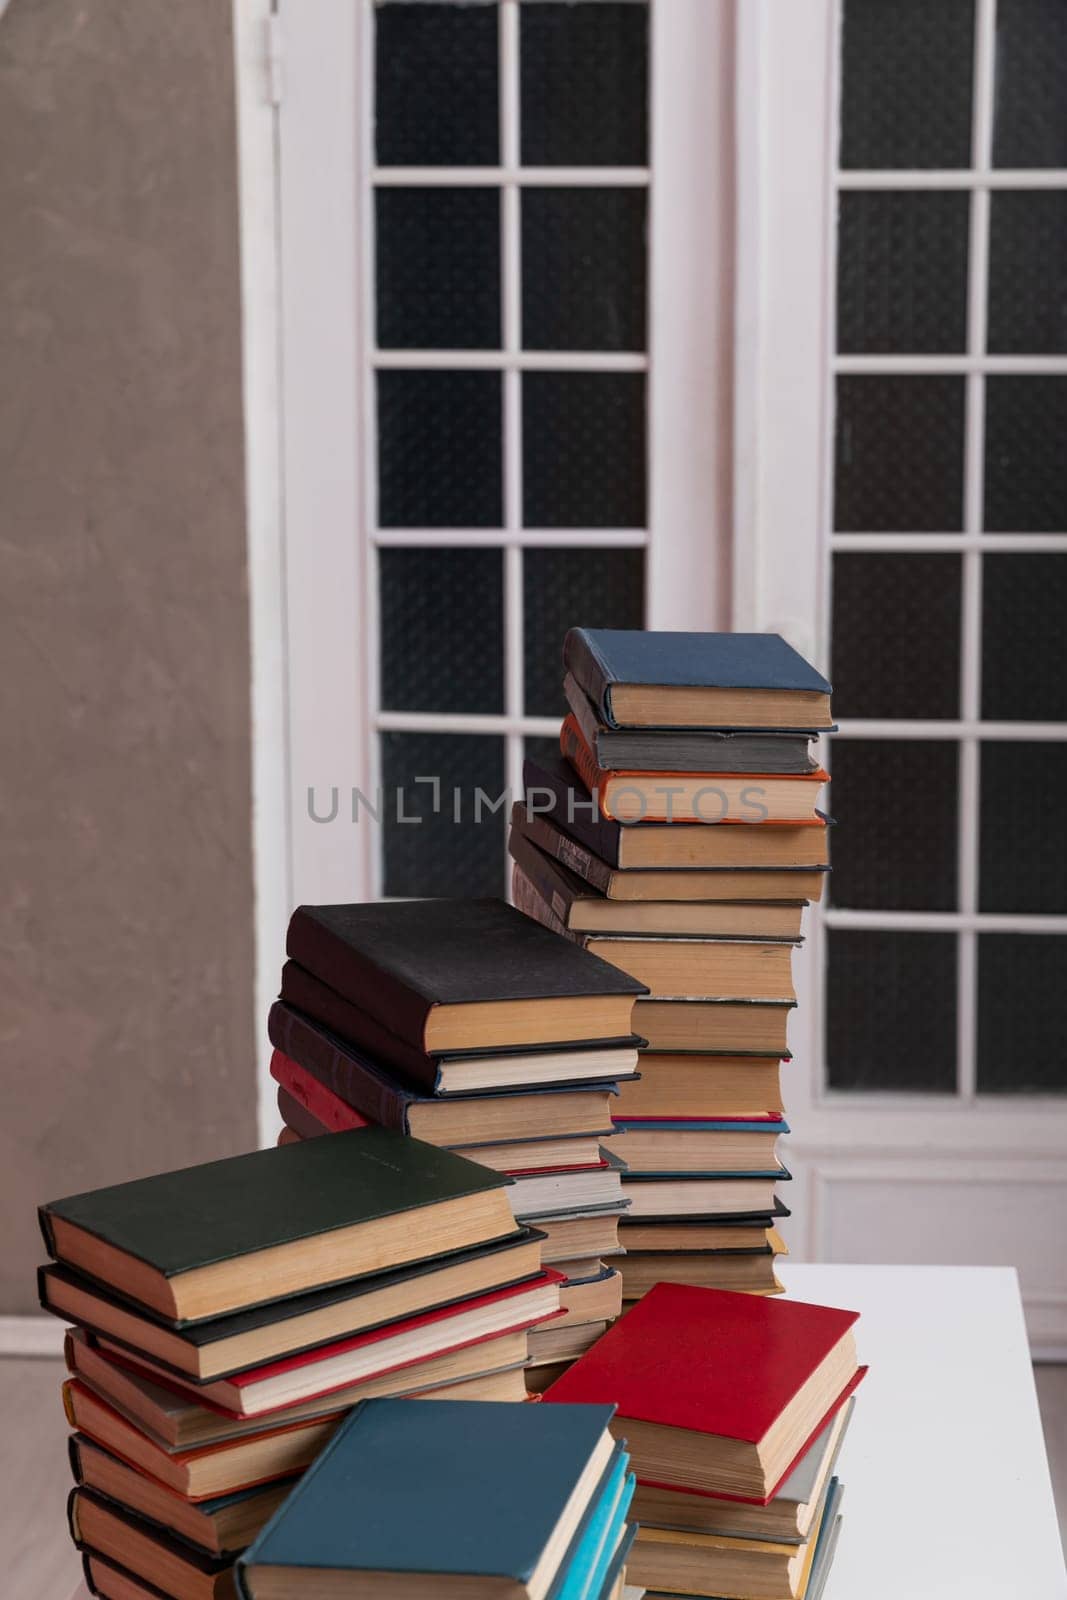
[234,1397,634,1600]
[511,629,833,1301]
[545,1283,865,1600]
[40,1129,564,1595]
[270,898,646,1384]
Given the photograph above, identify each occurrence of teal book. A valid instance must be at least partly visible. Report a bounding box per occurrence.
[237,1397,618,1600]
[556,1454,635,1600]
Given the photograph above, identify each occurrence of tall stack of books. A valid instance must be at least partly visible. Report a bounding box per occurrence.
[511,629,832,1302]
[40,1130,564,1595]
[235,1398,634,1600]
[270,898,646,1384]
[546,1283,865,1600]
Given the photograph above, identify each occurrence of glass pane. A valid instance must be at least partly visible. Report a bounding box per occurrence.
[375,3,499,167]
[379,548,504,714]
[829,739,959,911]
[376,189,501,351]
[839,0,974,170]
[992,0,1067,169]
[520,2,648,167]
[523,547,645,717]
[977,935,1067,1093]
[834,376,965,532]
[836,191,969,354]
[979,742,1067,914]
[984,377,1067,533]
[377,371,502,528]
[987,193,1067,355]
[831,553,961,719]
[381,731,506,897]
[522,373,646,528]
[982,554,1067,721]
[827,929,957,1091]
[521,188,647,352]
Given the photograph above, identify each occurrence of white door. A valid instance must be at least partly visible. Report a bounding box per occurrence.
[274,0,735,910]
[737,0,1067,1353]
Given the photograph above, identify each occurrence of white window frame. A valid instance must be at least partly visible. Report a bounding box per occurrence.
[736,0,1067,1351]
[275,0,733,908]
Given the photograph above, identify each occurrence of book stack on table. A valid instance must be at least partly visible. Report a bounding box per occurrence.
[510,630,834,1302]
[272,898,647,1384]
[234,1397,635,1600]
[546,1284,866,1600]
[38,1130,565,1598]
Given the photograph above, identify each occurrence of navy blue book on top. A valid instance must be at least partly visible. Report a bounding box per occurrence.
[563,629,833,731]
[237,1397,618,1600]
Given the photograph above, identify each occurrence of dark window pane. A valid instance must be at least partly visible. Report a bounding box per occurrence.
[977,934,1067,1093]
[520,3,648,167]
[834,376,965,532]
[979,742,1067,914]
[832,553,961,719]
[380,549,504,714]
[988,193,1067,355]
[523,373,645,528]
[522,189,647,351]
[523,547,644,716]
[837,191,969,354]
[381,731,506,897]
[376,189,500,350]
[375,3,499,166]
[377,372,502,527]
[992,0,1067,168]
[982,554,1067,721]
[984,377,1067,533]
[839,0,974,169]
[827,929,957,1091]
[829,739,959,911]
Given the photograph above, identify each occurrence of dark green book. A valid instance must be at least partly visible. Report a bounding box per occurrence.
[40,1127,517,1326]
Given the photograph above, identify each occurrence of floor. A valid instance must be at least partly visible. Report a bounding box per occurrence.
[5,1358,1067,1599]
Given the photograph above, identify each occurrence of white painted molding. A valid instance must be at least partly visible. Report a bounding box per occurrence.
[0,1315,68,1357]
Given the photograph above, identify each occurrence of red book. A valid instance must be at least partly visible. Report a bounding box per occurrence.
[271,1050,373,1133]
[544,1282,864,1503]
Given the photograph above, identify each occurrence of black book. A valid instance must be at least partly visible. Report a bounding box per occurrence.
[40,1126,517,1325]
[286,898,645,1053]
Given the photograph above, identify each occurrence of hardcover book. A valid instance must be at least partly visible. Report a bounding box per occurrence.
[563,628,833,730]
[236,1397,618,1600]
[40,1127,517,1324]
[285,899,645,1053]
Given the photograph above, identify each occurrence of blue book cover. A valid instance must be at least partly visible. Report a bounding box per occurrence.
[562,1463,636,1600]
[592,1524,637,1600]
[238,1398,616,1596]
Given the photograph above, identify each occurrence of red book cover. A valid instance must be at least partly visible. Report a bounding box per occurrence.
[271,1050,373,1133]
[543,1282,863,1500]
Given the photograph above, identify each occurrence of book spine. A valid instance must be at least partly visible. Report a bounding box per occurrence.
[560,716,606,807]
[517,809,615,894]
[507,827,580,922]
[274,971,441,1092]
[521,756,623,865]
[287,909,433,1045]
[271,1052,373,1133]
[511,865,582,946]
[61,1379,78,1428]
[276,1087,330,1140]
[269,994,434,1119]
[37,1205,57,1260]
[68,1431,84,1484]
[81,1553,100,1597]
[67,1486,82,1546]
[563,628,615,725]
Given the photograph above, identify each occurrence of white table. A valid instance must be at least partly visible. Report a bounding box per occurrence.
[67,1265,1066,1600]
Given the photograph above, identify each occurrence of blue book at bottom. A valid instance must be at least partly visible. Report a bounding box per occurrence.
[236,1397,618,1600]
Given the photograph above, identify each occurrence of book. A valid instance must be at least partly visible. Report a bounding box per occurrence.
[510,818,807,937]
[273,985,640,1100]
[271,1048,612,1163]
[630,1400,852,1544]
[508,1159,627,1221]
[622,1174,787,1218]
[70,1489,234,1600]
[286,899,645,1053]
[613,1054,785,1119]
[618,1249,784,1298]
[556,1266,623,1328]
[562,629,833,731]
[41,1228,544,1380]
[603,1119,787,1174]
[527,1209,623,1265]
[562,716,828,825]
[69,1434,289,1557]
[618,1213,783,1251]
[554,1450,635,1600]
[64,1325,531,1468]
[526,1320,608,1368]
[563,673,819,773]
[90,1271,562,1417]
[236,1397,619,1600]
[544,1283,863,1502]
[524,757,831,875]
[82,1548,223,1600]
[636,998,794,1054]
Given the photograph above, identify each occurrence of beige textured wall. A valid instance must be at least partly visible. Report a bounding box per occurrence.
[0,0,257,1311]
